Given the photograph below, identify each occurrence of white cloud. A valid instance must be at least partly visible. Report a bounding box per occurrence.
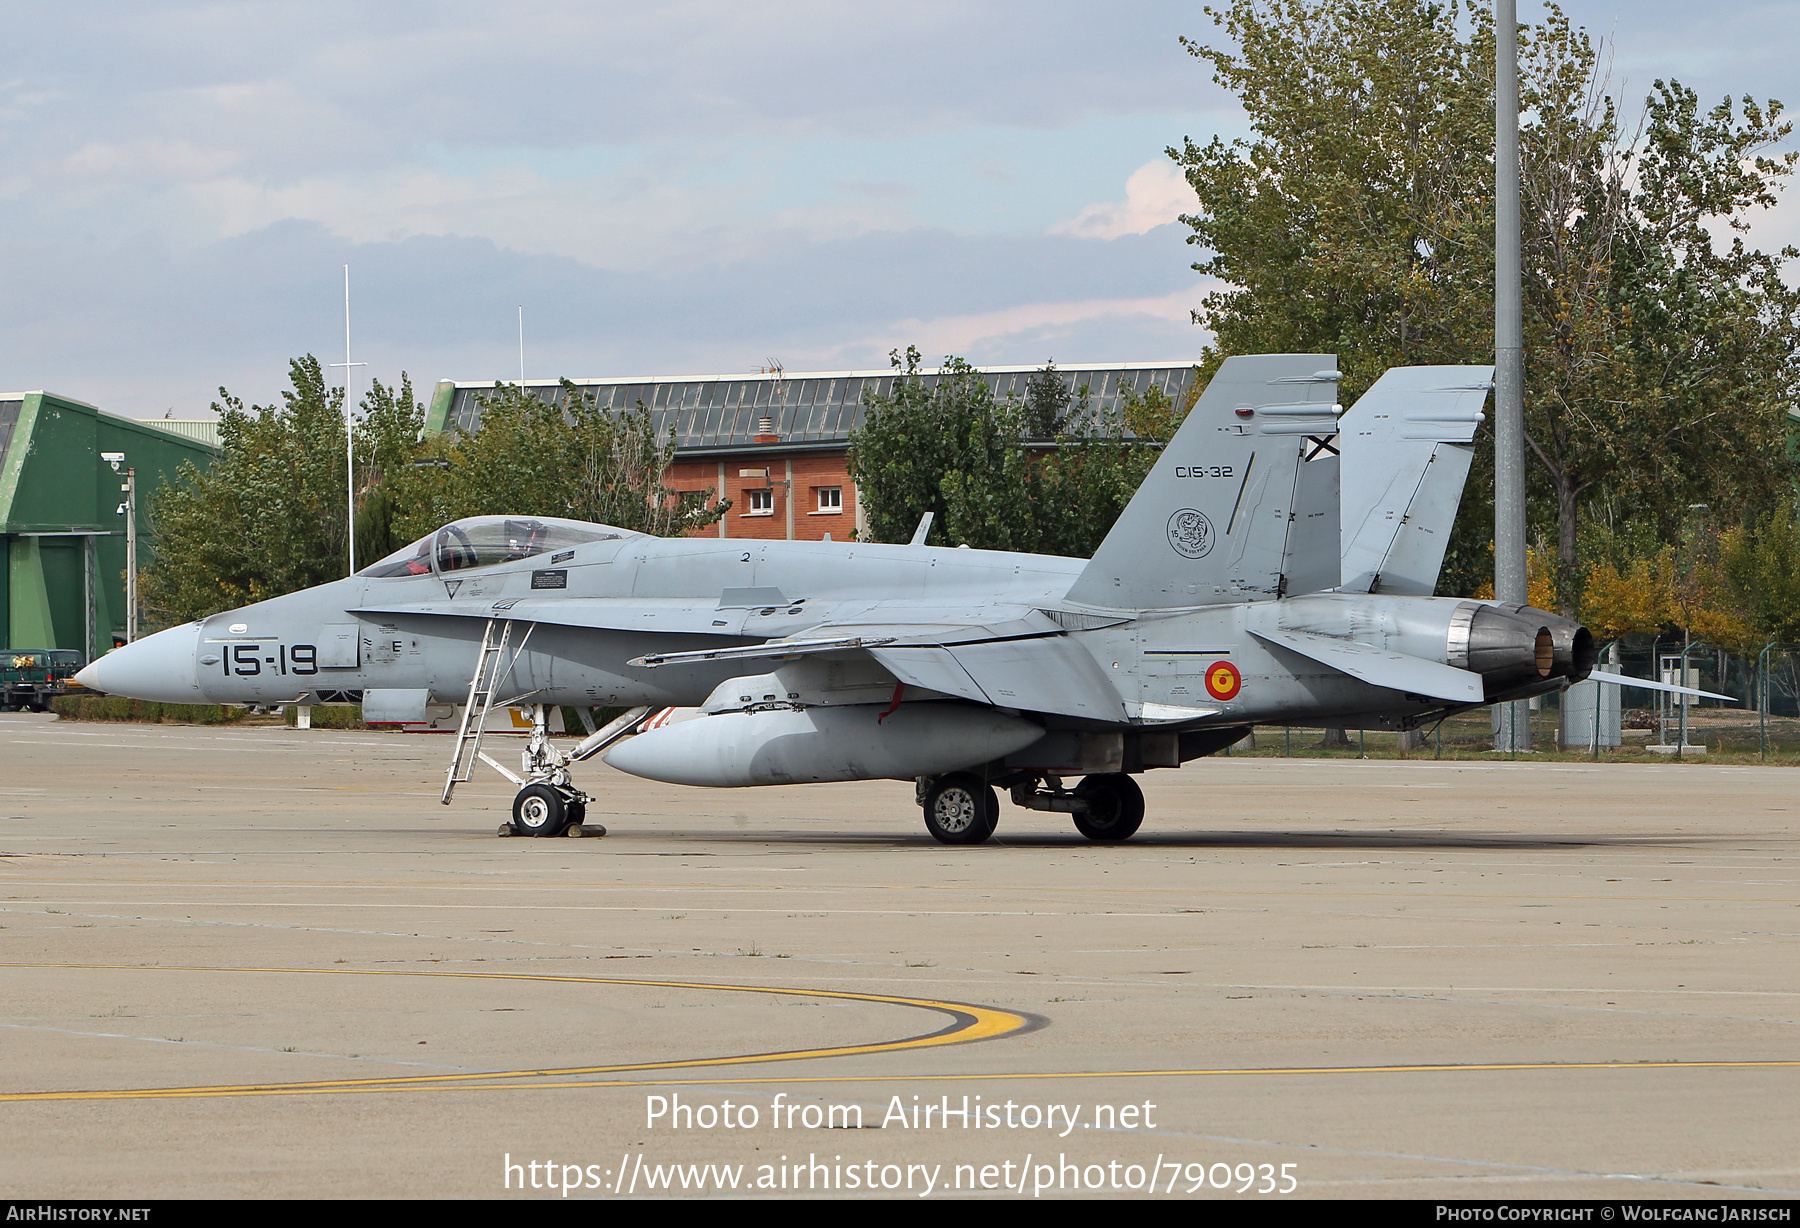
[170,162,782,272]
[807,285,1216,367]
[61,139,242,182]
[1051,160,1193,240]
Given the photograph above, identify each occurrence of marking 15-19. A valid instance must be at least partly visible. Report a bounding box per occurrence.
[219,642,318,677]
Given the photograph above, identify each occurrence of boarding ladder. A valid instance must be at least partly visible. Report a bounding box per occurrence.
[441,618,523,804]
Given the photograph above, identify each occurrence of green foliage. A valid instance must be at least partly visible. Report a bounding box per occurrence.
[1118,373,1200,441]
[142,357,361,625]
[282,705,367,729]
[354,374,428,565]
[1722,503,1800,644]
[1174,0,1496,396]
[53,695,251,724]
[1173,0,1800,607]
[144,364,727,623]
[388,381,726,542]
[848,350,1157,556]
[1023,362,1077,440]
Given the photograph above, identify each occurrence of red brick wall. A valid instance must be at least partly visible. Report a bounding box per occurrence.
[665,449,857,541]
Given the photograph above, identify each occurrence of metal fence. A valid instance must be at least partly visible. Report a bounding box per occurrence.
[1232,642,1800,761]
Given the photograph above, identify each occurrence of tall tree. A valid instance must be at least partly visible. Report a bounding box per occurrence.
[145,366,725,625]
[354,374,427,566]
[848,350,1156,556]
[1022,361,1074,440]
[143,356,355,624]
[387,381,727,542]
[1173,0,1799,609]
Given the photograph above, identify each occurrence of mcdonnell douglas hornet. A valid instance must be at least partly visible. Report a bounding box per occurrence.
[78,355,1726,844]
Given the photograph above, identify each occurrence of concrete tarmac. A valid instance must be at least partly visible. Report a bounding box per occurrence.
[1,711,1795,1200]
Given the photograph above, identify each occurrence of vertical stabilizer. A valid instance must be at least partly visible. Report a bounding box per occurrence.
[1065,354,1339,610]
[1338,365,1493,596]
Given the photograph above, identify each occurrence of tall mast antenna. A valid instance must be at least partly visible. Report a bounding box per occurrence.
[329,265,368,576]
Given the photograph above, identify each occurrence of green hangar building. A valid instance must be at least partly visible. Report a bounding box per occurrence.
[0,391,216,659]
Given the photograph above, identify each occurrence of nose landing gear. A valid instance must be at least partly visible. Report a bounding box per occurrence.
[511,783,571,837]
[438,626,647,839]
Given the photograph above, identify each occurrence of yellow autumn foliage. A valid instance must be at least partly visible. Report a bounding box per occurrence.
[1580,545,1754,648]
[1470,547,1558,610]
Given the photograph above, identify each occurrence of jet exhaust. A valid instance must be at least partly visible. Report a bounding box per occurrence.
[1451,601,1593,701]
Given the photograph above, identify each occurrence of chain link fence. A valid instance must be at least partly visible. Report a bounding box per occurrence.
[1234,642,1800,762]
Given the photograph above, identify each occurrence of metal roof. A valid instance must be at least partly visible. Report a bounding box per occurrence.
[433,361,1200,450]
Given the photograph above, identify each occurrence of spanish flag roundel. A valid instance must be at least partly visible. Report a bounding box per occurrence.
[1204,660,1242,701]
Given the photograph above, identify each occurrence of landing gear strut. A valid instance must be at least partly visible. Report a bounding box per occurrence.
[438,622,649,838]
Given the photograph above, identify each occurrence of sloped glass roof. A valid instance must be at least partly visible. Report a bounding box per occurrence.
[439,363,1199,449]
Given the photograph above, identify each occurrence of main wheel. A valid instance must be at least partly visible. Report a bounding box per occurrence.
[512,784,568,837]
[1072,773,1144,842]
[922,773,997,845]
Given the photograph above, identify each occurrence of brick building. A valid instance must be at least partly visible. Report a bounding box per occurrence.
[425,362,1199,541]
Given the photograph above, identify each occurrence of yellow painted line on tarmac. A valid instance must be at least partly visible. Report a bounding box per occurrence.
[0,963,1028,1103]
[350,1056,1800,1097]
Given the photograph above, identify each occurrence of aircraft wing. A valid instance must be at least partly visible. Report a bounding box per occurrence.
[1253,627,1484,704]
[354,598,1058,643]
[870,636,1130,722]
[355,597,779,636]
[631,602,1129,721]
[797,604,1063,644]
[362,593,1132,720]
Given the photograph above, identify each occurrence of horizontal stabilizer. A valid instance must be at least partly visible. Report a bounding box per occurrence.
[1587,672,1736,703]
[1253,628,1483,704]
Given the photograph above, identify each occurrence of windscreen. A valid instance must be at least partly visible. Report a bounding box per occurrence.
[359,516,633,578]
[433,517,628,572]
[358,534,435,578]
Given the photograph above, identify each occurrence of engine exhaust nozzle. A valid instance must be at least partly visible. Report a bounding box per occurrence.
[1453,603,1593,700]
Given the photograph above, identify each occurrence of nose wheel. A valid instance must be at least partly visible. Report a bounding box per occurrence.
[511,784,570,837]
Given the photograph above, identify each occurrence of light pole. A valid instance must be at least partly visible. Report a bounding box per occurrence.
[1493,0,1528,750]
[103,452,136,644]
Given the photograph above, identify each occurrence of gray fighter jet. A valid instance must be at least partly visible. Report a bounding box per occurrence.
[79,355,1724,844]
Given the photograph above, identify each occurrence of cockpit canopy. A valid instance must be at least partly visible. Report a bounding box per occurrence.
[358,516,635,578]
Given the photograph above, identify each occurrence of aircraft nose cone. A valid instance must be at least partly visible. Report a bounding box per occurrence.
[80,624,205,703]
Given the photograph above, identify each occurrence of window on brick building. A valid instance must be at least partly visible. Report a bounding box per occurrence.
[746,488,774,514]
[815,486,842,512]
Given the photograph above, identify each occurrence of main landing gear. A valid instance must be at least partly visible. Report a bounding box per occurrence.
[920,773,1001,845]
[915,771,1145,844]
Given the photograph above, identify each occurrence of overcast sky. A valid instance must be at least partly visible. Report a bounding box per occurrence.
[4,1,1797,419]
